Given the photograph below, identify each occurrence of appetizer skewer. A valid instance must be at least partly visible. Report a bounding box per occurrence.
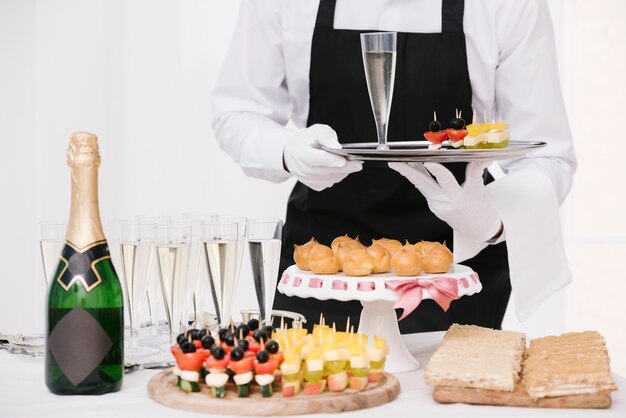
[169,316,388,398]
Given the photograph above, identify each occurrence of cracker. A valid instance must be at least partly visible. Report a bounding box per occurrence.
[424,324,526,392]
[523,331,617,400]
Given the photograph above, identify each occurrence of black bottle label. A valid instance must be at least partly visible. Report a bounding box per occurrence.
[56,240,110,292]
[47,307,114,385]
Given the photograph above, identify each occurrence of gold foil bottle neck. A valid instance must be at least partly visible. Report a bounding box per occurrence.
[65,131,105,248]
[67,132,100,168]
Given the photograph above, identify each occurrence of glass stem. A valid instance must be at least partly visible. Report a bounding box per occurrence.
[377,120,389,150]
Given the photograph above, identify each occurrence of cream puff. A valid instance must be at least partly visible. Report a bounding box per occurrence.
[371,238,403,253]
[391,248,423,276]
[342,249,375,277]
[421,242,453,274]
[293,237,317,271]
[308,243,340,275]
[331,235,365,254]
[367,245,392,274]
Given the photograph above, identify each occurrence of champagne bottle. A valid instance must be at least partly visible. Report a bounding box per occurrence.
[45,132,124,395]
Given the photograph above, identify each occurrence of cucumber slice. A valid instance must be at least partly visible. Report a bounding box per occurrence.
[324,360,346,375]
[351,367,369,378]
[283,372,301,382]
[304,370,324,382]
[370,359,386,370]
[237,384,250,398]
[211,386,226,398]
[180,380,201,393]
[175,376,181,387]
[260,384,273,398]
[491,139,509,148]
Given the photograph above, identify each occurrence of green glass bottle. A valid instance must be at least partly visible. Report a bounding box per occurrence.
[45,132,124,395]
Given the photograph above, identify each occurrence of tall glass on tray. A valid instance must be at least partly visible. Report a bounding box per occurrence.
[202,222,240,326]
[361,32,397,150]
[247,220,283,325]
[155,224,193,343]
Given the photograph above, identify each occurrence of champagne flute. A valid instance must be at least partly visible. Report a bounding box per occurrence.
[120,220,158,360]
[202,222,239,326]
[33,221,67,348]
[155,224,192,342]
[136,214,172,331]
[182,212,217,328]
[39,221,67,285]
[212,216,248,315]
[247,219,283,325]
[102,218,130,329]
[361,32,397,150]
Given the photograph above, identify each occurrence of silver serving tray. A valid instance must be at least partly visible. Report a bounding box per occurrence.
[323,140,546,162]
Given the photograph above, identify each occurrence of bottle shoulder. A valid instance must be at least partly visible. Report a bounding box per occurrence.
[48,256,123,308]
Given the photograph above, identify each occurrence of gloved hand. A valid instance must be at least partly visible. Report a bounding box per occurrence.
[389,161,502,243]
[284,124,363,191]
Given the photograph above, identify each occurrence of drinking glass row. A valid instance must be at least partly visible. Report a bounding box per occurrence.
[40,215,283,360]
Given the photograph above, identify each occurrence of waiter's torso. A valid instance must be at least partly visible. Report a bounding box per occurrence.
[274,0,511,332]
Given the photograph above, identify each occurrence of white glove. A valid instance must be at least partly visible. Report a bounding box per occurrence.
[389,161,502,243]
[284,124,363,191]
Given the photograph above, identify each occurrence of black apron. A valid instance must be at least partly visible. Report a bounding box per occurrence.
[274,0,511,333]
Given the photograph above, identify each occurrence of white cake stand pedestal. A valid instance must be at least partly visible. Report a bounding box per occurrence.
[277,264,482,373]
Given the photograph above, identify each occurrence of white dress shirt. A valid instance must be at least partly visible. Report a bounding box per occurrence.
[211,0,576,320]
[212,0,576,203]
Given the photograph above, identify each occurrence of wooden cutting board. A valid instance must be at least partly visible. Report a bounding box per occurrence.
[433,384,612,409]
[148,369,400,416]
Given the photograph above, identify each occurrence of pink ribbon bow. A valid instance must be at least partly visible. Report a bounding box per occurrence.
[386,277,460,321]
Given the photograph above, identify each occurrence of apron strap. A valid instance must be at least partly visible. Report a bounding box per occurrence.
[316,0,464,33]
[315,0,337,28]
[442,0,465,33]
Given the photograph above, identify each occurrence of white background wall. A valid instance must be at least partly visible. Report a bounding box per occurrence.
[1,0,625,375]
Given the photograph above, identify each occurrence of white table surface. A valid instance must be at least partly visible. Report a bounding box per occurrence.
[1,332,624,418]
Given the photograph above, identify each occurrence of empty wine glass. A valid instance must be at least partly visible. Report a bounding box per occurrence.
[155,224,193,343]
[202,222,239,326]
[247,219,283,324]
[119,220,158,360]
[361,32,397,150]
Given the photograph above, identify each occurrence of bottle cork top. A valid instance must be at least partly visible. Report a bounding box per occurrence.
[67,132,100,168]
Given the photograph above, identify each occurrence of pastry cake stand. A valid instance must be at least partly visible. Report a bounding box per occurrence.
[277,264,482,373]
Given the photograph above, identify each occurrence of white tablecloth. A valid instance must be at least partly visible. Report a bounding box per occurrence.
[1,332,624,418]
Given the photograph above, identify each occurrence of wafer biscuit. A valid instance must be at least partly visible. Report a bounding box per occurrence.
[523,331,617,400]
[424,324,526,392]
